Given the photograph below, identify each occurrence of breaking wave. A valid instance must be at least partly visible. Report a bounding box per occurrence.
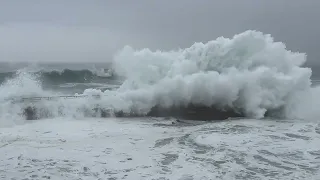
[0,68,116,84]
[0,30,318,125]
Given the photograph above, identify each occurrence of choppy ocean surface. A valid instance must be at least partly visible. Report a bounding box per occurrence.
[1,30,320,179]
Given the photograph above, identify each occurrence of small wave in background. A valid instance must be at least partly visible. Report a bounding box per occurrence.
[0,64,122,94]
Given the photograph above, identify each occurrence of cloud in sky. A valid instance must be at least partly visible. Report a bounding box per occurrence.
[0,0,319,65]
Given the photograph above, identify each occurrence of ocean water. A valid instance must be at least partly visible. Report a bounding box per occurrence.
[1,30,320,179]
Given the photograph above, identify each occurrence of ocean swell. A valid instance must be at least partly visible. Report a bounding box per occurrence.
[0,68,116,85]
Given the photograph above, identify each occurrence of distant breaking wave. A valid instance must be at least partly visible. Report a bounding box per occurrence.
[1,30,320,124]
[0,68,118,84]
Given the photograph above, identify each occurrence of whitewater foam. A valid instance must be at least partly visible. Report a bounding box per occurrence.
[111,30,312,119]
[0,30,316,123]
[1,117,319,179]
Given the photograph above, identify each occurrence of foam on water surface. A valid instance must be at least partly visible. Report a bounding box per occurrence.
[1,118,319,179]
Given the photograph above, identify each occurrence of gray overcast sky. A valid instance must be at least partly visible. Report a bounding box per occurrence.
[0,0,319,66]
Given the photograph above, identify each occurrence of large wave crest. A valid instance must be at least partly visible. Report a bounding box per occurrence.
[0,30,314,123]
[111,30,311,118]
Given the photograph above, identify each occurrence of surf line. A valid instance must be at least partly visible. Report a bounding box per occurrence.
[7,95,245,121]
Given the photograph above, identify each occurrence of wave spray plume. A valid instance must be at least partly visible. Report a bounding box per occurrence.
[0,30,314,122]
